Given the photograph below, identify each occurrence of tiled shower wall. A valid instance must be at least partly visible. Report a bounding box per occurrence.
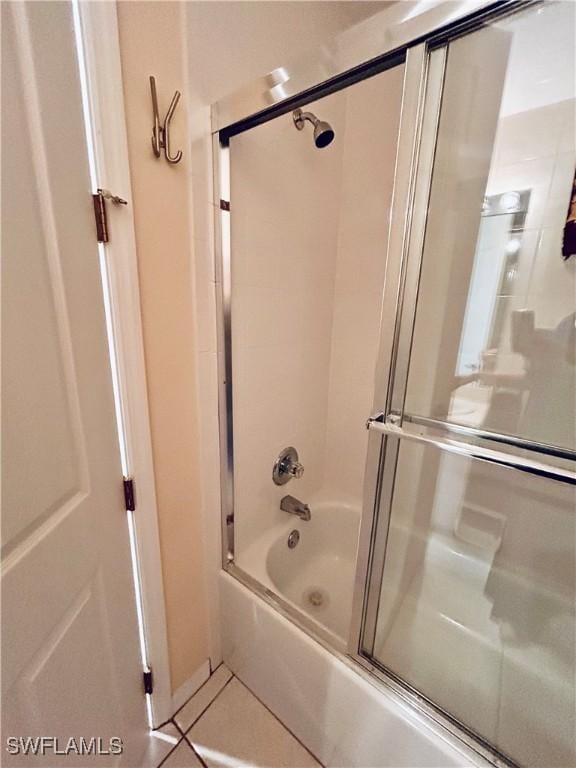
[230,92,346,559]
[230,67,405,560]
[323,68,404,506]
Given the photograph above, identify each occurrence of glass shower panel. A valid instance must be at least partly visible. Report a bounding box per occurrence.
[371,441,575,767]
[403,1,576,452]
[365,4,576,767]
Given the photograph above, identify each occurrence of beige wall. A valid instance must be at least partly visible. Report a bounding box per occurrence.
[185,1,390,108]
[117,1,209,693]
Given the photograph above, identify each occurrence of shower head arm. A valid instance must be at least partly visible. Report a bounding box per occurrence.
[292,109,319,131]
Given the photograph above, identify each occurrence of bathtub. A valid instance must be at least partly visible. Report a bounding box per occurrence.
[227,500,488,767]
[236,499,361,648]
[220,572,488,768]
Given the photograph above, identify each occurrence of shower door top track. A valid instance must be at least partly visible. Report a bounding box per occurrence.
[211,0,533,136]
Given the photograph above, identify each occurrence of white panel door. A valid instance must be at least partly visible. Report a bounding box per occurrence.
[1,2,147,764]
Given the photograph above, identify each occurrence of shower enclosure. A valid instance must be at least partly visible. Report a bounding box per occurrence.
[213,2,575,766]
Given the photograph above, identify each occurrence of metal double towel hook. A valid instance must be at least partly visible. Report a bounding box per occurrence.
[149,75,183,164]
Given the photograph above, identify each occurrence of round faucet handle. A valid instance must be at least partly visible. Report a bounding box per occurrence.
[290,462,304,479]
[273,447,304,485]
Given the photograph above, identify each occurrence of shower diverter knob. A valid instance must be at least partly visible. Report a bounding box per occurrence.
[273,447,304,485]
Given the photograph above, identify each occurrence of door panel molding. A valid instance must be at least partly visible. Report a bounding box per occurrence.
[2,2,90,557]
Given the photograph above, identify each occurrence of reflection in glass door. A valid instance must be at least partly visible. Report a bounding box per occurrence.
[359,4,575,767]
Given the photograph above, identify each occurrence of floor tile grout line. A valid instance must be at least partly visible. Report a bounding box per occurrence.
[182,732,210,768]
[172,712,210,767]
[172,717,187,738]
[181,675,236,768]
[232,676,325,767]
[162,671,323,767]
[155,666,232,768]
[154,715,176,731]
[183,673,236,736]
[172,661,227,718]
[155,721,189,768]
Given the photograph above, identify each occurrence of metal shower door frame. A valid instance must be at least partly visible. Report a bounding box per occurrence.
[210,2,558,766]
[347,40,445,660]
[341,40,516,765]
[210,0,536,584]
[349,0,576,670]
[348,3,575,766]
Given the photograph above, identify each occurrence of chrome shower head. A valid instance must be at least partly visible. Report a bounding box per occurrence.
[313,120,335,149]
[292,108,335,148]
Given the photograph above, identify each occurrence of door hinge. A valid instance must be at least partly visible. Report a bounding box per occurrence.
[219,199,230,211]
[143,668,153,695]
[92,188,128,243]
[123,477,136,511]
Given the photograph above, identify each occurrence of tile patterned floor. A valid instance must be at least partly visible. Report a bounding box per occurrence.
[151,664,323,768]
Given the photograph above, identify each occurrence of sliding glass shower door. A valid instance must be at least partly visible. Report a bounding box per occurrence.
[358,3,575,766]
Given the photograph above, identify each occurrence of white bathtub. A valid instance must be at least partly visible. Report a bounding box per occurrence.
[220,572,488,768]
[236,499,361,647]
[227,501,488,767]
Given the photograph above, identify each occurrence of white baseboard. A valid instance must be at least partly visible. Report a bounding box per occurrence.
[171,659,211,714]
